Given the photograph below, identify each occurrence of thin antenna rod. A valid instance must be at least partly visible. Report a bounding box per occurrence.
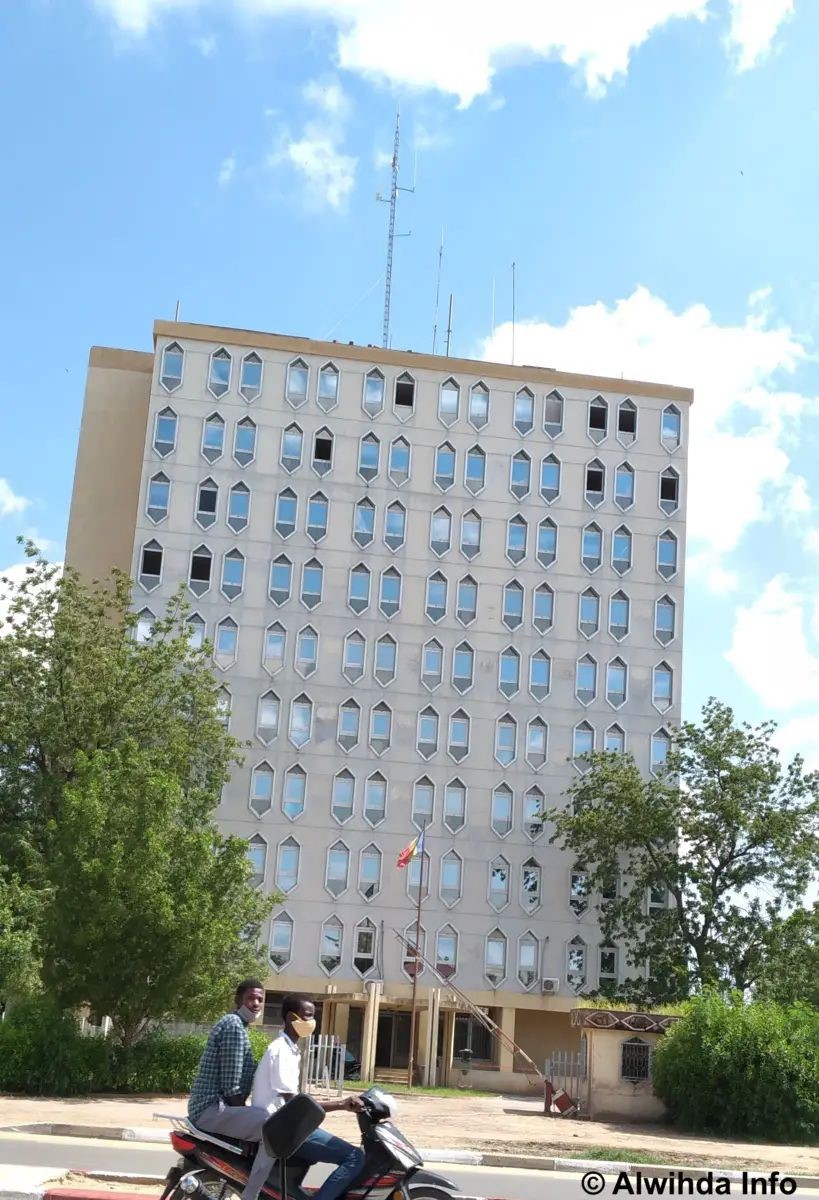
[511,261,516,365]
[174,300,180,321]
[445,293,453,357]
[432,228,444,354]
[382,113,401,350]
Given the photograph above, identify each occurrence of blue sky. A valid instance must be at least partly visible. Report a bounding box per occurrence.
[2,0,819,763]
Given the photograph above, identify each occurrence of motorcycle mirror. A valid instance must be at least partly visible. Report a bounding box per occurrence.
[262,1094,325,1159]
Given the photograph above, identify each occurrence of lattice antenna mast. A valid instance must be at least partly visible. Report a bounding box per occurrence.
[377,112,414,349]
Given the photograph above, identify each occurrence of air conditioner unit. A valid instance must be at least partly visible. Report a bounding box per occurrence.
[541,977,560,995]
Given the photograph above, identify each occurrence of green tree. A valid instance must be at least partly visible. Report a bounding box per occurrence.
[46,744,272,1045]
[0,544,235,874]
[755,903,819,1009]
[548,700,819,1004]
[0,871,43,1002]
[0,544,275,1041]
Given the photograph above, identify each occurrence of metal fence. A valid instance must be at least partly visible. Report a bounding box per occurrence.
[302,1034,346,1097]
[544,1046,588,1116]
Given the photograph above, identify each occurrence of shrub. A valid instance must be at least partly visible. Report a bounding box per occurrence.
[0,1006,274,1096]
[652,993,819,1142]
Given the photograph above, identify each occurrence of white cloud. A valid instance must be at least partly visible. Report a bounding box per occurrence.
[726,576,819,710]
[726,0,793,71]
[90,1,785,106]
[217,154,236,186]
[270,76,357,211]
[480,286,815,582]
[777,714,819,771]
[0,479,31,519]
[0,559,63,634]
[277,132,356,209]
[195,33,215,55]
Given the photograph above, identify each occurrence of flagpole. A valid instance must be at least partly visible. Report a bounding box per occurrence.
[406,821,427,1090]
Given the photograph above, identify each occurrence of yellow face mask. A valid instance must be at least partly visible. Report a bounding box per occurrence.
[289,1014,317,1039]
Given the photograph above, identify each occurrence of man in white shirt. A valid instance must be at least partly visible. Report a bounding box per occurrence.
[252,994,365,1200]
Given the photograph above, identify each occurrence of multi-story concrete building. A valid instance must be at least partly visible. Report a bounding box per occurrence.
[66,320,691,1092]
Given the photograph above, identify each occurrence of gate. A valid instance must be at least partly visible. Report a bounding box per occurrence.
[544,1043,587,1117]
[302,1034,346,1097]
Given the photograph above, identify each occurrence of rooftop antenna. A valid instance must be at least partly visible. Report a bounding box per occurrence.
[445,292,454,357]
[432,228,444,354]
[511,261,516,364]
[174,300,181,321]
[377,111,414,349]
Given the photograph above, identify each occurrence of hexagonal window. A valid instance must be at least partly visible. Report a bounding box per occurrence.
[369,702,392,755]
[402,921,425,979]
[489,860,510,912]
[348,564,371,614]
[220,549,245,601]
[146,472,170,524]
[247,834,267,888]
[609,591,630,641]
[514,388,534,436]
[249,761,274,817]
[460,510,482,560]
[201,413,225,463]
[394,371,416,419]
[269,911,293,971]
[662,404,682,451]
[495,714,517,767]
[295,625,318,677]
[342,630,366,682]
[227,482,250,533]
[491,784,513,837]
[465,446,486,494]
[379,567,402,619]
[499,647,521,697]
[585,459,605,508]
[364,773,387,826]
[384,502,406,551]
[263,623,286,675]
[529,650,551,701]
[288,695,312,749]
[282,764,307,820]
[276,837,300,893]
[214,617,238,670]
[388,437,411,485]
[533,583,554,632]
[582,523,603,572]
[510,451,531,499]
[306,492,329,543]
[374,634,397,685]
[456,575,477,625]
[208,347,231,398]
[468,381,490,429]
[518,932,539,989]
[286,357,309,407]
[615,463,635,511]
[425,573,447,622]
[440,850,463,906]
[485,929,507,987]
[506,515,527,564]
[160,342,184,393]
[325,841,350,897]
[256,690,280,743]
[436,926,458,979]
[234,417,257,467]
[606,658,627,708]
[443,778,466,833]
[613,526,633,576]
[353,497,376,547]
[655,595,676,645]
[526,718,548,770]
[606,723,626,753]
[417,707,439,759]
[437,439,456,489]
[317,362,339,412]
[269,555,292,606]
[359,847,382,901]
[358,433,380,481]
[502,580,524,630]
[579,588,600,638]
[543,389,564,438]
[354,917,378,973]
[573,722,595,772]
[439,378,460,426]
[523,787,544,840]
[537,518,557,569]
[540,454,560,503]
[337,698,361,752]
[363,368,385,418]
[653,662,673,711]
[422,638,444,690]
[447,710,470,762]
[319,916,343,974]
[658,530,678,579]
[331,770,355,824]
[239,351,263,402]
[521,858,542,914]
[312,427,334,477]
[275,489,297,540]
[412,777,434,828]
[660,467,680,515]
[588,395,608,443]
[430,507,452,556]
[576,654,597,705]
[280,423,303,473]
[617,399,637,445]
[452,642,474,693]
[153,406,177,457]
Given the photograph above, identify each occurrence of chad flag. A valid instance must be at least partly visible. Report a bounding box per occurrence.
[396,827,425,869]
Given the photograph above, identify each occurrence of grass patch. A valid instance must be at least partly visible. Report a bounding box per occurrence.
[567,1145,671,1165]
[345,1080,495,1099]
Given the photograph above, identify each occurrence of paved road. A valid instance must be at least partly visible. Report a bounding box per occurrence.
[1,1133,817,1200]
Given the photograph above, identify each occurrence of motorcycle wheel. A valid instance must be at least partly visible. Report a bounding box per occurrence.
[167,1169,241,1200]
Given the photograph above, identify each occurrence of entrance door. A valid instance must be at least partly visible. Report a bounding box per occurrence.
[375,1012,412,1068]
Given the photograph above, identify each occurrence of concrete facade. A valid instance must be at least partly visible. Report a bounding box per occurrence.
[66,319,691,1084]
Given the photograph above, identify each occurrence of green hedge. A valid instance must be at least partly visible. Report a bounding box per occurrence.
[0,1004,272,1096]
[652,993,819,1143]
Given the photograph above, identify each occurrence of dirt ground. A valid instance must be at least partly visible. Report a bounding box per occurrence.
[2,1092,819,1174]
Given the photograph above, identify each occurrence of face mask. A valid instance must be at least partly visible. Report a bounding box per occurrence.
[289,1015,316,1039]
[238,1004,262,1023]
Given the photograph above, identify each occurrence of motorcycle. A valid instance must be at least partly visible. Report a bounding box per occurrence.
[159,1086,459,1200]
